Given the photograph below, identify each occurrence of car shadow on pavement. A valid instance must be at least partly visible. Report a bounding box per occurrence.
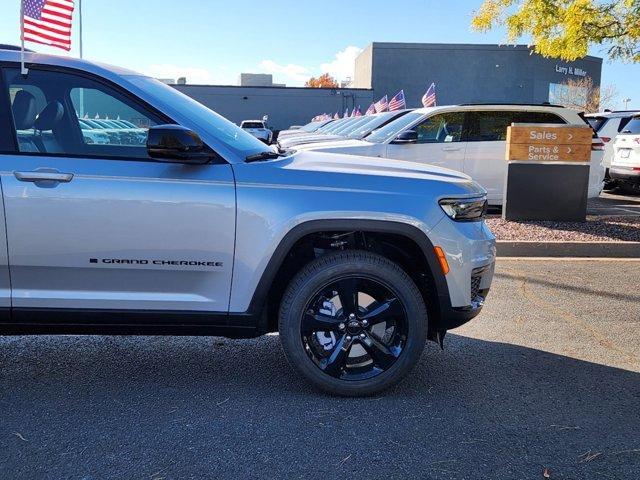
[0,333,638,479]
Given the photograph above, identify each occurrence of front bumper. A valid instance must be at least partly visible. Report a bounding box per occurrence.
[610,167,640,184]
[427,216,496,330]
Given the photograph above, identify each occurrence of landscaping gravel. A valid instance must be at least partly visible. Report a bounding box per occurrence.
[486,216,640,242]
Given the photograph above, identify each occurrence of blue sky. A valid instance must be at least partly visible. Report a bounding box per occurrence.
[2,0,639,109]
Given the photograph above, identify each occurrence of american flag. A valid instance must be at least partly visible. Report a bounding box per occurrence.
[344,108,349,118]
[422,82,437,108]
[333,112,340,119]
[388,90,406,111]
[22,0,75,51]
[365,103,376,115]
[354,106,362,117]
[374,95,388,113]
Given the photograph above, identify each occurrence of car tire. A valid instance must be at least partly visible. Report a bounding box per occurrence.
[279,250,428,396]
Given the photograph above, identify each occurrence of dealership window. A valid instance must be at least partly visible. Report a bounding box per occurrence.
[549,82,588,106]
[5,67,163,158]
[414,112,465,143]
[466,111,565,142]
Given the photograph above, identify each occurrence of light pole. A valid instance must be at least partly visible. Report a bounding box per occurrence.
[623,98,631,109]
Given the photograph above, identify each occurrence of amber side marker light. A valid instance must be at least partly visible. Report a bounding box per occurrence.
[434,246,450,275]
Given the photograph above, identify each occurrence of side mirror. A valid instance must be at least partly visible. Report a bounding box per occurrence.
[391,130,418,144]
[147,125,212,164]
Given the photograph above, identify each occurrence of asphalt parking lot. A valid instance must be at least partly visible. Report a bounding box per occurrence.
[1,259,638,480]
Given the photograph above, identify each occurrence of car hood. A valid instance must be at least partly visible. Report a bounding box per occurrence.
[294,138,375,151]
[280,134,347,148]
[236,150,485,199]
[283,150,472,181]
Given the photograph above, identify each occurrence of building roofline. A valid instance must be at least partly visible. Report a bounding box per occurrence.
[171,84,373,91]
[365,42,603,62]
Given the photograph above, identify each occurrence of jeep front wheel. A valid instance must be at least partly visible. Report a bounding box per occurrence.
[278,250,428,396]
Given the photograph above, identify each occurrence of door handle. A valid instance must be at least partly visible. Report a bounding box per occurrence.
[442,146,461,152]
[14,170,74,183]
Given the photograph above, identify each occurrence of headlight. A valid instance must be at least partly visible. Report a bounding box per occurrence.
[439,197,487,221]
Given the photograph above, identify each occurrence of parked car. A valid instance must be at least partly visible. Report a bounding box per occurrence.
[240,120,272,144]
[277,119,334,141]
[291,104,605,206]
[1,47,495,396]
[78,119,110,145]
[278,117,368,148]
[278,114,397,149]
[610,115,640,194]
[585,110,640,189]
[288,110,414,150]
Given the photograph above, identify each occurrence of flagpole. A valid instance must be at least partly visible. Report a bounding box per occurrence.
[20,0,28,75]
[78,0,83,58]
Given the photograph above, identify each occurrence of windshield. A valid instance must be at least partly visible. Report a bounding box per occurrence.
[127,76,271,159]
[366,111,424,143]
[347,111,409,139]
[301,120,328,132]
[331,118,363,134]
[242,122,265,129]
[336,117,374,135]
[319,119,350,134]
[621,117,640,134]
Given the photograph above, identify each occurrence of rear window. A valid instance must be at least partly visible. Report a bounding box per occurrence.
[586,117,607,132]
[242,122,264,129]
[620,117,640,134]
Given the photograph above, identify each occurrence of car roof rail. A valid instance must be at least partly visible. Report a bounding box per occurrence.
[458,102,565,108]
[0,44,35,52]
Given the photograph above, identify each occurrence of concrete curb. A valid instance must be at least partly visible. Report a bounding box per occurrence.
[496,241,640,258]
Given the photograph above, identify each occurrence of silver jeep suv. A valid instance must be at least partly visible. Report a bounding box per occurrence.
[0,48,495,396]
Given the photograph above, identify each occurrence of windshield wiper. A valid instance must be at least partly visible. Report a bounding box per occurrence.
[245,151,286,163]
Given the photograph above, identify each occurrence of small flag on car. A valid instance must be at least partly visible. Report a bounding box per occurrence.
[334,112,340,119]
[389,90,406,111]
[422,82,437,108]
[344,108,350,118]
[374,95,388,113]
[354,106,362,117]
[365,103,376,115]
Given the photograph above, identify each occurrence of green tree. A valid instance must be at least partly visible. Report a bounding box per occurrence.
[471,0,640,61]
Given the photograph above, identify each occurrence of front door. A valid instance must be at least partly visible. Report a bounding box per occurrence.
[1,66,235,313]
[384,112,467,172]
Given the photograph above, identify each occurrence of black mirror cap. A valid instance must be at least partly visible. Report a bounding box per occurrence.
[147,124,212,164]
[391,129,418,144]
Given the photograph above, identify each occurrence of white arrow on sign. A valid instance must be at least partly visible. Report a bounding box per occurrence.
[568,133,573,140]
[566,147,572,153]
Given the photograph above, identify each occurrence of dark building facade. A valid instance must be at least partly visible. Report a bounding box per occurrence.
[172,84,373,131]
[173,43,602,130]
[354,43,602,107]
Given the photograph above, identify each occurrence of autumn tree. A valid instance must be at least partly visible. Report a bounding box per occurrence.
[305,73,339,88]
[550,76,618,112]
[471,0,640,62]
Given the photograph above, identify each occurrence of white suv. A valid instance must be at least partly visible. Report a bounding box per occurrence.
[240,120,272,144]
[293,105,605,206]
[610,115,640,194]
[585,110,640,188]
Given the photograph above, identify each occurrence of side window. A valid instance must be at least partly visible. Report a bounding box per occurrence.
[5,67,165,159]
[467,111,565,142]
[466,111,518,142]
[414,112,465,143]
[516,111,566,124]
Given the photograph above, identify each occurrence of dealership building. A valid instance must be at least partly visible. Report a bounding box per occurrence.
[173,42,603,130]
